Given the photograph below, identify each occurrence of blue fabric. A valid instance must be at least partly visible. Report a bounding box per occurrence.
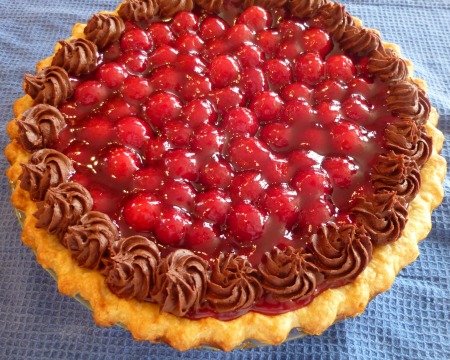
[0,1,448,359]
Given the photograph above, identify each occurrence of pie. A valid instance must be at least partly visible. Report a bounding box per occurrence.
[5,0,446,351]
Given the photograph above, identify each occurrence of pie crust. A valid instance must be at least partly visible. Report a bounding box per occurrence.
[5,0,446,351]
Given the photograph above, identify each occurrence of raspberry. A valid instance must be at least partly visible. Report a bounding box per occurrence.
[326,55,356,83]
[342,95,373,124]
[147,45,178,70]
[199,16,228,41]
[101,96,138,121]
[281,82,311,102]
[132,167,164,192]
[209,86,245,114]
[256,30,281,58]
[199,159,233,189]
[237,6,272,32]
[181,99,217,127]
[144,92,182,129]
[249,91,284,124]
[119,50,149,73]
[313,79,347,104]
[121,29,153,52]
[190,123,223,154]
[294,52,325,85]
[314,101,341,125]
[122,193,161,232]
[98,145,141,183]
[222,107,258,136]
[115,116,152,149]
[228,203,266,242]
[234,44,263,69]
[259,123,291,152]
[299,199,334,229]
[155,207,191,245]
[263,58,292,91]
[77,116,115,145]
[302,28,332,57]
[162,119,192,147]
[209,55,240,89]
[144,137,171,162]
[176,53,207,75]
[280,99,313,125]
[239,68,267,98]
[147,23,175,47]
[148,66,181,93]
[163,149,198,181]
[174,33,204,54]
[74,80,109,106]
[229,171,266,203]
[88,184,119,215]
[227,137,270,171]
[171,12,199,35]
[330,121,366,153]
[160,179,195,210]
[292,169,331,199]
[260,185,299,226]
[121,76,152,102]
[322,156,358,189]
[184,220,219,248]
[194,189,231,225]
[96,63,128,89]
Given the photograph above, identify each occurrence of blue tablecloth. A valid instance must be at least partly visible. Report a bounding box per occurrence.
[1,1,448,359]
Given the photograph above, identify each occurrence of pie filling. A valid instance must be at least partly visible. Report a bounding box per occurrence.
[16,0,431,320]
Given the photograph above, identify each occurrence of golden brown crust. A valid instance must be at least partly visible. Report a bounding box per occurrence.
[4,3,446,352]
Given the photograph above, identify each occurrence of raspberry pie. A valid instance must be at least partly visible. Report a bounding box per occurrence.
[5,0,446,351]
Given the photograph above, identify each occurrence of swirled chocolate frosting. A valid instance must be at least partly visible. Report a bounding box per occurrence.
[368,48,408,83]
[259,246,320,301]
[19,149,73,201]
[372,151,421,202]
[340,26,382,55]
[194,0,223,13]
[84,14,125,50]
[206,254,262,312]
[62,211,118,272]
[16,104,65,152]
[352,191,408,246]
[313,2,353,41]
[311,223,372,283]
[34,182,93,238]
[105,236,160,300]
[52,38,98,76]
[243,0,288,9]
[24,66,73,107]
[153,249,207,316]
[387,80,420,118]
[159,0,194,18]
[289,0,328,18]
[118,0,159,22]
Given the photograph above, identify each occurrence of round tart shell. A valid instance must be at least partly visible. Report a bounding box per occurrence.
[5,2,446,351]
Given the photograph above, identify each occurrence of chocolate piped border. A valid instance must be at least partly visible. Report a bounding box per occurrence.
[9,0,438,321]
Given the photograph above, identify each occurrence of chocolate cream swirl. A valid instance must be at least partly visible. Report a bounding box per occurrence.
[313,2,353,42]
[62,211,118,272]
[118,0,160,22]
[153,249,207,316]
[105,236,160,300]
[84,14,125,50]
[311,223,372,283]
[368,48,408,83]
[206,253,262,312]
[19,149,73,201]
[340,26,382,55]
[159,0,193,18]
[352,191,408,246]
[24,66,73,107]
[243,0,288,9]
[52,38,98,76]
[16,104,65,152]
[194,0,223,13]
[34,182,93,239]
[289,0,329,19]
[372,151,421,203]
[259,246,320,301]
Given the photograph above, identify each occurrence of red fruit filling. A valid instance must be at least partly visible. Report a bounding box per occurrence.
[51,5,396,319]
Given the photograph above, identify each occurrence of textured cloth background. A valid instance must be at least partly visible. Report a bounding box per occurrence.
[0,1,448,359]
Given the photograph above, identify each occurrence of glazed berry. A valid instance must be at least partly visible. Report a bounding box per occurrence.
[184,220,219,248]
[260,123,291,152]
[239,68,267,98]
[342,95,372,124]
[313,79,347,104]
[227,137,270,171]
[256,30,281,58]
[302,28,332,57]
[202,38,229,62]
[237,6,271,32]
[88,184,119,215]
[145,92,182,129]
[160,179,195,210]
[292,169,331,199]
[155,207,191,245]
[162,119,192,147]
[195,189,231,225]
[163,149,198,181]
[299,199,334,228]
[264,157,289,184]
[280,99,313,125]
[144,137,171,161]
[287,149,319,173]
[299,127,328,153]
[77,116,115,145]
[234,44,263,69]
[226,24,254,47]
[103,42,122,63]
[132,167,164,192]
[122,193,161,232]
[322,156,358,188]
[96,63,128,89]
[331,121,366,153]
[229,171,266,203]
[348,77,373,98]
[99,145,141,183]
[181,99,217,127]
[147,45,178,70]
[281,82,311,102]
[315,101,341,125]
[326,55,356,83]
[171,12,199,35]
[174,33,204,54]
[190,123,223,154]
[263,58,292,91]
[209,55,240,88]
[147,23,175,47]
[74,80,109,106]
[222,107,258,136]
[278,20,304,40]
[277,40,301,61]
[176,54,207,75]
[209,87,244,114]
[115,116,152,149]
[181,74,212,101]
[199,16,228,41]
[121,29,153,52]
[294,52,325,85]
[260,185,299,226]
[119,50,149,73]
[121,77,153,102]
[123,20,138,32]
[249,91,284,124]
[228,203,266,242]
[102,96,138,121]
[149,66,181,93]
[199,159,233,189]
[63,141,95,168]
